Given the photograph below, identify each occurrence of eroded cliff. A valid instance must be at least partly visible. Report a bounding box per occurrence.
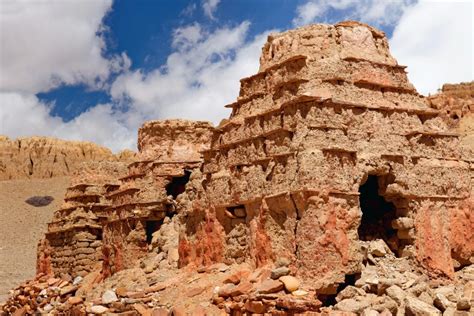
[0,136,135,180]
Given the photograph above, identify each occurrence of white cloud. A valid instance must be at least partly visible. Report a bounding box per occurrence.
[0,20,271,152]
[172,23,205,50]
[390,0,473,95]
[0,0,129,94]
[293,0,415,27]
[0,92,137,152]
[202,0,221,19]
[111,22,271,125]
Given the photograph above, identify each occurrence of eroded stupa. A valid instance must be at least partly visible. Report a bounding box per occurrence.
[180,21,473,287]
[3,21,473,315]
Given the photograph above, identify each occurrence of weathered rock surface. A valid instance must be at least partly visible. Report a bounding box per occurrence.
[0,136,135,180]
[428,81,474,151]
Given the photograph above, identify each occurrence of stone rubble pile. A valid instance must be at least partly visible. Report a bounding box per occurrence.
[329,240,474,316]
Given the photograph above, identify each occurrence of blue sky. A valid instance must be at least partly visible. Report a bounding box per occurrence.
[0,0,472,151]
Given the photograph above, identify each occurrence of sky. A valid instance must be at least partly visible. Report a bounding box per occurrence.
[0,0,472,152]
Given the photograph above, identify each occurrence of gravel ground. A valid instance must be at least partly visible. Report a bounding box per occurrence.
[0,177,70,302]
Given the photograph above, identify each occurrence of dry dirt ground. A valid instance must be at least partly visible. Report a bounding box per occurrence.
[0,177,69,302]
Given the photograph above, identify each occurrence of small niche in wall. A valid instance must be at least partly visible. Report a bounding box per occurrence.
[225,205,247,220]
[145,220,161,244]
[166,170,191,199]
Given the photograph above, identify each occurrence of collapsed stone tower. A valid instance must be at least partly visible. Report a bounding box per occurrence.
[37,120,214,278]
[180,21,473,290]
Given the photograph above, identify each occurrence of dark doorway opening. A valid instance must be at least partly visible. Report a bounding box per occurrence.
[166,170,191,199]
[145,220,161,244]
[358,175,398,247]
[318,273,359,306]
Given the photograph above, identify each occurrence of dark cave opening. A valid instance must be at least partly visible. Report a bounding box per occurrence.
[145,220,161,244]
[165,170,191,199]
[358,175,398,248]
[318,273,359,306]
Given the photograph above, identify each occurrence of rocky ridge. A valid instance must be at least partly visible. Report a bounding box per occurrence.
[0,136,135,180]
[428,82,474,150]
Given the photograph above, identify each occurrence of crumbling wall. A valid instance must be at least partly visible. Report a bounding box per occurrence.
[101,120,214,275]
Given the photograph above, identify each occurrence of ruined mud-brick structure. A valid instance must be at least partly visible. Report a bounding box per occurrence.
[37,120,214,278]
[180,21,474,290]
[429,82,474,123]
[37,162,129,277]
[100,120,213,275]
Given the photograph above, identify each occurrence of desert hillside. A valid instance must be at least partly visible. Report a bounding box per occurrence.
[0,177,70,302]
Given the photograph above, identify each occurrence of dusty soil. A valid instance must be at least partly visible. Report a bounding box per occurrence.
[0,177,69,302]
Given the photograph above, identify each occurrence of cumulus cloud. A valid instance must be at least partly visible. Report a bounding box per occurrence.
[0,0,128,93]
[1,14,271,152]
[293,0,415,27]
[0,92,137,151]
[111,22,271,125]
[390,0,473,95]
[202,0,221,19]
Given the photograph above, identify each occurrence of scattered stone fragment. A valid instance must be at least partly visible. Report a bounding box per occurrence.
[60,285,77,296]
[368,239,390,257]
[101,290,118,304]
[73,276,83,285]
[256,279,284,294]
[116,286,128,297]
[67,296,83,305]
[244,300,266,313]
[433,293,453,311]
[271,267,290,279]
[218,283,237,297]
[361,309,380,316]
[224,270,250,284]
[292,289,308,297]
[456,298,471,311]
[335,298,371,313]
[90,305,109,314]
[336,286,366,302]
[275,257,291,268]
[279,275,300,292]
[405,296,442,315]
